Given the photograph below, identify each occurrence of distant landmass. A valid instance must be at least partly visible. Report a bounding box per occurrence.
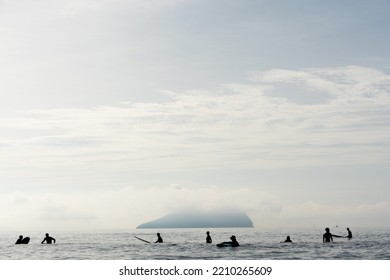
[136,210,254,228]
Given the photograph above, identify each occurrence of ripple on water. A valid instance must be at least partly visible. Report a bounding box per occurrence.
[1,228,389,260]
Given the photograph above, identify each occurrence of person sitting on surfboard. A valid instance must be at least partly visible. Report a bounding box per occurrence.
[41,233,56,244]
[206,231,212,243]
[15,235,30,244]
[155,233,163,243]
[346,228,352,239]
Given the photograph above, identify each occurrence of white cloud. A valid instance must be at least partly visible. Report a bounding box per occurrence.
[1,66,389,231]
[1,66,389,172]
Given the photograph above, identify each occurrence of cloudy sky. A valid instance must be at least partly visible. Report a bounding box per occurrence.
[1,0,389,231]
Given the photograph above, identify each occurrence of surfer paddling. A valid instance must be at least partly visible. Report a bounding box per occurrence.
[229,235,239,246]
[217,235,240,247]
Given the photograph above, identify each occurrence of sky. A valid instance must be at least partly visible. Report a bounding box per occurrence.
[0,0,390,231]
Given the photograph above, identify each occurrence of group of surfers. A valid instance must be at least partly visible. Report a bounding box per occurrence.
[322,227,353,242]
[15,233,56,245]
[15,227,353,246]
[153,227,352,246]
[283,227,352,243]
[153,231,239,247]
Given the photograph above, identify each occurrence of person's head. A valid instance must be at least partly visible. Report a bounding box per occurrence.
[286,236,291,240]
[157,233,160,236]
[325,227,330,232]
[19,235,23,239]
[230,235,236,241]
[347,228,350,230]
[206,231,210,235]
[45,233,49,236]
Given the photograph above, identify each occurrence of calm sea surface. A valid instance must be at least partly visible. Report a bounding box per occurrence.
[1,227,389,260]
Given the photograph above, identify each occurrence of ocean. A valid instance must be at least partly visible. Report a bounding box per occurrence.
[1,227,389,260]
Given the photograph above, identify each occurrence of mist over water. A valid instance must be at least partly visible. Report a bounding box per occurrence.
[1,228,389,260]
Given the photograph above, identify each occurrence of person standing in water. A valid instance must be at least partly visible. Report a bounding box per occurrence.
[41,233,56,244]
[206,231,212,243]
[155,233,163,243]
[346,228,352,239]
[323,228,333,242]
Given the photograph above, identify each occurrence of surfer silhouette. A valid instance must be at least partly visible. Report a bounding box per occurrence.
[155,233,163,243]
[41,233,56,244]
[323,227,333,242]
[346,228,352,239]
[283,236,292,243]
[15,235,24,244]
[230,235,239,246]
[217,235,240,247]
[15,235,30,244]
[206,231,212,243]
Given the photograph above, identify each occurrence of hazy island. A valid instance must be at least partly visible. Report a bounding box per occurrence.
[136,210,254,229]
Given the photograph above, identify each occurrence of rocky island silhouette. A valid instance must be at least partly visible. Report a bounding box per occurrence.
[137,210,254,228]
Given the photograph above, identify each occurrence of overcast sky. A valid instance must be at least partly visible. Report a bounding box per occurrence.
[1,0,389,231]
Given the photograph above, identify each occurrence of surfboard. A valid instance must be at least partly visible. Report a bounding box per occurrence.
[134,236,150,243]
[22,237,30,244]
[216,242,238,247]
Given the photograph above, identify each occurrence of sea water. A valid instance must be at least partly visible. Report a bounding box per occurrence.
[1,227,389,260]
